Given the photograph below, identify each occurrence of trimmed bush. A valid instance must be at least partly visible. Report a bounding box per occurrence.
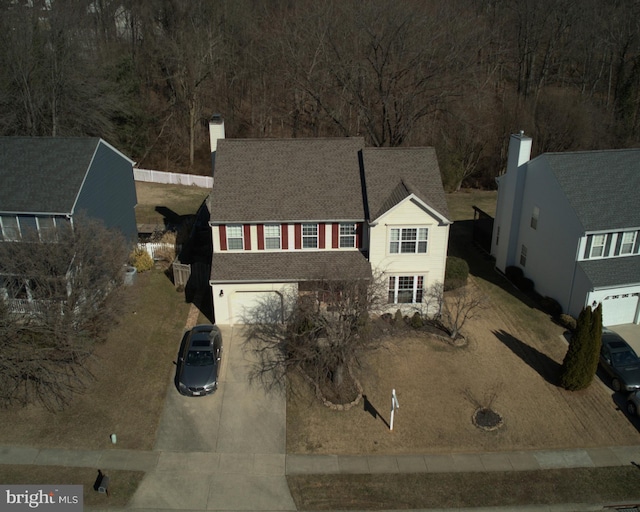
[130,248,154,272]
[445,256,469,291]
[558,314,577,331]
[410,312,424,329]
[541,296,563,317]
[393,309,404,325]
[559,305,602,391]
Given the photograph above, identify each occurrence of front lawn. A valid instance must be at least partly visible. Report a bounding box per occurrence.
[0,270,191,450]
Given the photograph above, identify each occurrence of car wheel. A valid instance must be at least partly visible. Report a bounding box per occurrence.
[627,401,638,416]
[611,378,622,392]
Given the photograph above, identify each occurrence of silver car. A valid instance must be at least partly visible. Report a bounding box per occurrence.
[599,329,640,393]
[627,390,640,416]
[176,325,222,396]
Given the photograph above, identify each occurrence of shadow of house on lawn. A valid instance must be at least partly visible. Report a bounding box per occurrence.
[493,329,561,386]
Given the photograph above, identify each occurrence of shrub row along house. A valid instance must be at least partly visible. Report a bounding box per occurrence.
[0,137,137,311]
[205,121,452,325]
[492,132,640,326]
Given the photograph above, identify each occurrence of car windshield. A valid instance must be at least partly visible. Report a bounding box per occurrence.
[612,350,638,367]
[186,350,214,366]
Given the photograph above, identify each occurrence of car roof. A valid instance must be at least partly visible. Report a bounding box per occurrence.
[188,325,219,350]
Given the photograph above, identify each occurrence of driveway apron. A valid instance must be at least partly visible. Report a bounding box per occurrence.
[129,323,296,511]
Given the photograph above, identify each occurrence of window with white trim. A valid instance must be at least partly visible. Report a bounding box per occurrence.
[37,216,56,242]
[621,232,637,255]
[0,215,20,241]
[302,224,318,249]
[520,245,527,266]
[530,206,539,230]
[264,224,281,249]
[226,225,244,250]
[590,234,606,258]
[388,276,424,304]
[389,227,428,254]
[339,223,356,248]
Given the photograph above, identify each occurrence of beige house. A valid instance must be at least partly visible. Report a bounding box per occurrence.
[206,130,451,325]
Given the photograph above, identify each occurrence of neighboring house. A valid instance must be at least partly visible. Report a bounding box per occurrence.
[492,132,640,326]
[0,137,137,309]
[207,134,451,325]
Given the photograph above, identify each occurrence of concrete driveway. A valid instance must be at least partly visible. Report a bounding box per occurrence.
[609,324,640,354]
[129,324,296,511]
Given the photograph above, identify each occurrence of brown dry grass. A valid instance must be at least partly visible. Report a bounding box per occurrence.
[135,182,210,226]
[0,270,191,450]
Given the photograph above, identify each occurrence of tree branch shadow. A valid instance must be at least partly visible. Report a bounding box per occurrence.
[493,329,560,386]
[363,394,390,429]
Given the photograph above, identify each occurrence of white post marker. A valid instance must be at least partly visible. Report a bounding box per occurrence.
[390,388,400,431]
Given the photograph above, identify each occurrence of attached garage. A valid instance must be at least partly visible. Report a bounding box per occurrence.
[601,293,640,326]
[230,290,284,324]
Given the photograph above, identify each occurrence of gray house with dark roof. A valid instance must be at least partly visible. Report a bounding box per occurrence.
[207,137,451,324]
[492,133,640,326]
[0,137,137,242]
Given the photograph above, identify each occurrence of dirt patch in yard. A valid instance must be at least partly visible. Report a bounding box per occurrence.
[287,276,640,455]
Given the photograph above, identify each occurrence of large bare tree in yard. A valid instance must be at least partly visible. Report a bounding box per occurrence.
[0,218,130,410]
[244,272,386,403]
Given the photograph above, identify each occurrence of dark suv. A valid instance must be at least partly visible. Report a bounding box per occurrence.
[600,329,640,392]
[176,325,222,396]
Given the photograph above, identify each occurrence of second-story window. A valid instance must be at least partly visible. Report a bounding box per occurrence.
[227,225,244,250]
[621,232,637,255]
[530,206,540,230]
[0,215,21,241]
[264,224,281,249]
[590,234,606,258]
[302,224,318,248]
[37,216,56,242]
[389,227,428,254]
[339,223,356,248]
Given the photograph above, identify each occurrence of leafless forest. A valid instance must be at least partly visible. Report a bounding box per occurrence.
[1,0,639,189]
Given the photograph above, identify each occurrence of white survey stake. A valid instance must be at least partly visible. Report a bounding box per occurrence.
[390,388,400,431]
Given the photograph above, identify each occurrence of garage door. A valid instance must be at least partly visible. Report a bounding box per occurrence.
[230,291,283,324]
[602,293,639,326]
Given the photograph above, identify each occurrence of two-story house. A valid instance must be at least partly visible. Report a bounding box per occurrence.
[207,136,451,325]
[492,132,640,326]
[0,137,137,309]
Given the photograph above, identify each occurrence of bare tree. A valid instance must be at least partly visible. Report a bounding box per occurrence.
[427,281,487,340]
[244,271,386,402]
[0,217,130,409]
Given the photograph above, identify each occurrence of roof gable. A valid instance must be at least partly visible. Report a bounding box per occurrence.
[0,137,101,214]
[361,147,450,222]
[540,149,640,231]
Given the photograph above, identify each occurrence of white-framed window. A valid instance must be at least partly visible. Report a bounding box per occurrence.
[264,224,281,250]
[590,234,606,258]
[621,232,637,255]
[339,223,356,248]
[388,275,424,304]
[37,216,56,242]
[302,223,318,249]
[495,226,500,246]
[389,227,428,254]
[530,206,539,230]
[520,245,527,266]
[0,215,21,241]
[226,225,244,250]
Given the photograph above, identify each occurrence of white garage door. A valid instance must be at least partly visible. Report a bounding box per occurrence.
[230,291,283,324]
[602,293,639,326]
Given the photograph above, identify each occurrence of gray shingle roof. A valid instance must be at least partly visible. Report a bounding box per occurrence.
[578,256,640,288]
[211,251,372,282]
[541,149,640,231]
[362,147,450,222]
[208,138,366,223]
[0,137,101,214]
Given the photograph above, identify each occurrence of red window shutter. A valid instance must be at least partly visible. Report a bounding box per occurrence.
[356,223,363,248]
[332,224,339,248]
[294,224,301,249]
[319,223,326,249]
[282,223,288,249]
[244,225,251,250]
[257,224,264,250]
[219,225,227,251]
